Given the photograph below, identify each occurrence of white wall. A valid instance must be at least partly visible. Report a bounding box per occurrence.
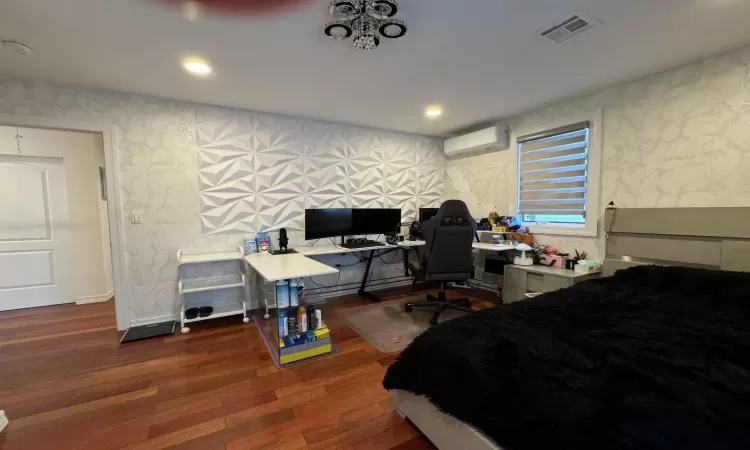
[0,79,444,324]
[446,43,750,260]
[0,126,112,301]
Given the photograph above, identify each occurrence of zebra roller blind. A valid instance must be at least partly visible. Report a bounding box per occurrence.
[517,122,590,224]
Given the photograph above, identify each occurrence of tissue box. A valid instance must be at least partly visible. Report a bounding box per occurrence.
[574,260,602,274]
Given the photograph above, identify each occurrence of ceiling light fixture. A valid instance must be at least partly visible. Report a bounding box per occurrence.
[181,1,203,21]
[182,58,212,76]
[425,105,443,119]
[324,0,407,51]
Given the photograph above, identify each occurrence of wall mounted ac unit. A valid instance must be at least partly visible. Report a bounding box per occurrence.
[444,125,509,156]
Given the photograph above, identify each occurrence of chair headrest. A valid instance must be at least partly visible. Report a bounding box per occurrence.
[431,200,474,227]
[440,215,470,227]
[437,200,472,219]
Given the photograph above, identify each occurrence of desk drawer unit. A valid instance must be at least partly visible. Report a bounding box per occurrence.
[504,286,527,304]
[503,265,597,304]
[527,273,570,293]
[505,268,527,290]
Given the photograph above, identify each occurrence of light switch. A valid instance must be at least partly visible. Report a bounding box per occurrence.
[131,211,143,224]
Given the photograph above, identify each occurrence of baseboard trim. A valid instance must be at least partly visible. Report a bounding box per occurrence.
[129,314,179,328]
[76,289,115,305]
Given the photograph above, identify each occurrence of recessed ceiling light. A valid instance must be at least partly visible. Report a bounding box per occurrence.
[182,58,212,76]
[425,105,444,119]
[182,1,203,21]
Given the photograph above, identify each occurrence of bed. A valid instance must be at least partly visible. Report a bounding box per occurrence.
[383,207,750,450]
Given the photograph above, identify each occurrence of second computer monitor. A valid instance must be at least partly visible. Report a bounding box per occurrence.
[304,208,352,240]
[351,208,401,235]
[419,207,440,223]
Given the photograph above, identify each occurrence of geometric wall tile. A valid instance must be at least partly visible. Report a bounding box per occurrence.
[196,114,444,235]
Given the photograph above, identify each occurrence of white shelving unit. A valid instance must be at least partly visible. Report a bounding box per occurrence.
[180,275,245,294]
[177,246,248,334]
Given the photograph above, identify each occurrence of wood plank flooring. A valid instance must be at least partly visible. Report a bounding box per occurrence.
[0,287,497,450]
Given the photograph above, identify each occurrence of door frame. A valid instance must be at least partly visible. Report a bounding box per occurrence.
[0,114,130,331]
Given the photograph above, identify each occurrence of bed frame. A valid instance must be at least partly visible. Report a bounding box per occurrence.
[392,206,750,450]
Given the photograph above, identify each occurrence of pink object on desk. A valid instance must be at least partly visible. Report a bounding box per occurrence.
[539,254,567,269]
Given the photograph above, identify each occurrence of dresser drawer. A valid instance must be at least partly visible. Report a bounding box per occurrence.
[546,275,572,292]
[505,267,527,289]
[503,286,527,304]
[527,273,570,293]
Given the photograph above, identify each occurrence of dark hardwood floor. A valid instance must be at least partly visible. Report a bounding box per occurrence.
[0,287,497,450]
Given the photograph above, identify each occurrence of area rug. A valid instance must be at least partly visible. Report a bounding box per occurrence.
[338,297,469,352]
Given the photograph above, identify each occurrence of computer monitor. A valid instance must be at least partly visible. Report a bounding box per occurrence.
[419,207,440,223]
[351,208,402,235]
[304,208,352,240]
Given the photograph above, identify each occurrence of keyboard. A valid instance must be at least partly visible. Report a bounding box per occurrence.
[340,241,386,249]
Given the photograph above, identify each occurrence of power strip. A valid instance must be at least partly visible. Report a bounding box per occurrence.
[0,410,8,433]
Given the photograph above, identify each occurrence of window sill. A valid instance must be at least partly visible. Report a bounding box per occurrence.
[526,225,598,238]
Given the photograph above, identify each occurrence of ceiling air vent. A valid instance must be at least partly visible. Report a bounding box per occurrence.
[540,14,595,43]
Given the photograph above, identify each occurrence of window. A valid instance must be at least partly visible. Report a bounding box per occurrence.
[515,113,601,237]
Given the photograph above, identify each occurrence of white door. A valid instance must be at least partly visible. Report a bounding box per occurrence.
[0,156,71,311]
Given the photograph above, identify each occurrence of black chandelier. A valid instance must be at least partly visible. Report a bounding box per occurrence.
[324,0,407,51]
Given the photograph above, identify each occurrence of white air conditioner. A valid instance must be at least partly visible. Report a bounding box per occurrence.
[444,124,509,156]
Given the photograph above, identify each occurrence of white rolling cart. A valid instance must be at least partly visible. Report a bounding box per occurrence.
[177,245,249,334]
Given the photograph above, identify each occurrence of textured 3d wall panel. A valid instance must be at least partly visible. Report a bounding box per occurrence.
[197,115,444,234]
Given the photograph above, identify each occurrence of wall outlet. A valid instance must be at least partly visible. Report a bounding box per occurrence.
[131,211,143,224]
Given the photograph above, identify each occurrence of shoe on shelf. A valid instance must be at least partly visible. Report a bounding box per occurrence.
[185,307,199,320]
[199,306,214,318]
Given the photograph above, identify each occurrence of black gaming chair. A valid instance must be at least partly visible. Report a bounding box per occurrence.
[405,200,477,325]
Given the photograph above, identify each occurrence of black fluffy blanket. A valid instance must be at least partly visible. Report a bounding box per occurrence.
[383,266,750,450]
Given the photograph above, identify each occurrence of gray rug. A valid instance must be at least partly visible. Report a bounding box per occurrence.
[338,297,469,352]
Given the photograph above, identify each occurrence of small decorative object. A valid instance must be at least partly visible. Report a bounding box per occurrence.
[325,0,406,51]
[244,237,258,254]
[514,243,534,266]
[507,217,523,231]
[564,250,588,269]
[255,232,272,253]
[540,248,568,269]
[510,231,535,246]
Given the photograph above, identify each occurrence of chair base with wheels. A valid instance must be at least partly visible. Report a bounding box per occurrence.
[405,282,474,325]
[404,199,478,326]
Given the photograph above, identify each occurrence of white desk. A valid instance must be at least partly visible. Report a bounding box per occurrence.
[397,240,516,252]
[245,253,339,282]
[297,244,397,256]
[245,240,516,308]
[397,240,426,248]
[472,242,517,252]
